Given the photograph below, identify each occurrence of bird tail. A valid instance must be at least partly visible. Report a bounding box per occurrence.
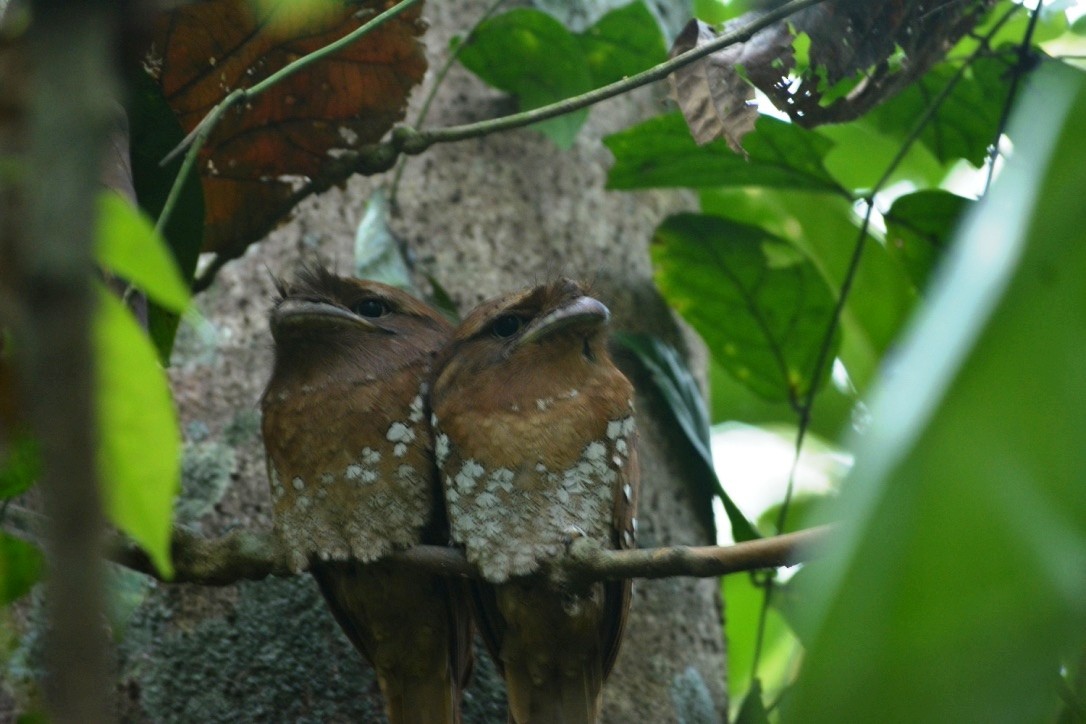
[504,661,603,724]
[379,670,462,724]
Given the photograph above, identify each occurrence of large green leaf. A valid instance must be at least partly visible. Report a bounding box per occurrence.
[884,189,973,291]
[458,9,593,148]
[95,287,180,578]
[653,213,840,405]
[605,112,844,193]
[787,62,1086,722]
[698,188,916,392]
[0,533,43,606]
[869,53,1010,168]
[617,333,759,541]
[576,1,667,87]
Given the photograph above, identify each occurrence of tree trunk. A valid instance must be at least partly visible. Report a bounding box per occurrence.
[5,2,728,722]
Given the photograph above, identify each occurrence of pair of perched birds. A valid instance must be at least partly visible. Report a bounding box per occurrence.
[260,267,639,724]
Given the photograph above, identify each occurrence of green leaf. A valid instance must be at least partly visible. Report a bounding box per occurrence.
[698,188,916,392]
[605,112,844,193]
[652,213,840,405]
[576,1,667,87]
[884,189,972,291]
[617,333,759,541]
[95,286,180,578]
[869,54,1010,167]
[96,191,190,314]
[458,9,593,148]
[787,62,1086,723]
[354,190,412,290]
[724,574,798,708]
[128,68,204,359]
[735,678,771,724]
[0,434,40,499]
[0,532,43,606]
[818,116,947,191]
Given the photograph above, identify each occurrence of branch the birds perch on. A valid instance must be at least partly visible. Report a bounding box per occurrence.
[3,505,828,586]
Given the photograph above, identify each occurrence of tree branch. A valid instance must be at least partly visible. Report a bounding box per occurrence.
[4,505,828,586]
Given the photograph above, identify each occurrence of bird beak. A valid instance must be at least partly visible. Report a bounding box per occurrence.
[271,299,382,336]
[516,295,610,347]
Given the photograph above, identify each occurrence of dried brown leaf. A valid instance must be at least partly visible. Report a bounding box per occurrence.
[146,0,427,258]
[667,19,758,152]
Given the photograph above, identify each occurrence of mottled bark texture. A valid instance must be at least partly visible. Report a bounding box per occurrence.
[3,1,727,722]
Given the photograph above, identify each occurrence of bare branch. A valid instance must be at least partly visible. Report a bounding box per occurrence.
[5,505,828,586]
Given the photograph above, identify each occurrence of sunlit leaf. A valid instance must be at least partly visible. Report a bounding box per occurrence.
[96,191,190,314]
[617,333,758,541]
[652,213,840,405]
[95,287,180,578]
[0,533,43,606]
[787,61,1086,723]
[605,112,843,193]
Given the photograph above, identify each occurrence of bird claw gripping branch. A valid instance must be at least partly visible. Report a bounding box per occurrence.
[431,278,639,724]
[261,266,471,724]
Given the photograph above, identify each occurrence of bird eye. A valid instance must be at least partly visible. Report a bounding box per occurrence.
[352,299,388,318]
[491,315,523,338]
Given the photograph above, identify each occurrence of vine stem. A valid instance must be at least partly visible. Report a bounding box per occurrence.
[748,0,1025,682]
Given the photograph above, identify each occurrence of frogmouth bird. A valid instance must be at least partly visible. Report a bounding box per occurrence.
[431,278,639,724]
[261,266,470,724]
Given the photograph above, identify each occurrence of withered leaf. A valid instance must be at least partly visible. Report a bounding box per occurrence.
[670,0,995,134]
[667,19,758,153]
[145,0,427,259]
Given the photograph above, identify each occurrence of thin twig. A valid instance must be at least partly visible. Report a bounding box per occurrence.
[3,505,829,586]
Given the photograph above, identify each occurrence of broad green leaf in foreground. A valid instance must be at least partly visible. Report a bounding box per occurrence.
[652,213,840,405]
[787,61,1086,722]
[617,333,758,541]
[96,287,181,578]
[605,112,844,193]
